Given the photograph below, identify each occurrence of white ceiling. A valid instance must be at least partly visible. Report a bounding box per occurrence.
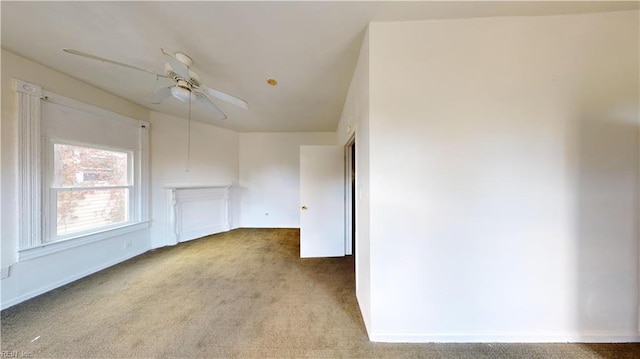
[2,1,637,132]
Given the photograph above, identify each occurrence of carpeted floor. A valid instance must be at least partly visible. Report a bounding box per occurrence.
[1,228,639,358]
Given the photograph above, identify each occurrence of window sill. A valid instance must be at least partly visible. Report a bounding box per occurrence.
[18,221,150,261]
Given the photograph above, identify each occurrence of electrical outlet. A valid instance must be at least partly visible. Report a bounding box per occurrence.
[1,266,11,280]
[124,240,133,250]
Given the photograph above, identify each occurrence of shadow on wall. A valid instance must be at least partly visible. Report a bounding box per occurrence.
[572,109,639,338]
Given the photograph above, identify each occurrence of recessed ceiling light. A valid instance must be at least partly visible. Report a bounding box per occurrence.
[266,78,278,86]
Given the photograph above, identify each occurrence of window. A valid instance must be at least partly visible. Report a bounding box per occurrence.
[49,143,133,240]
[15,79,149,259]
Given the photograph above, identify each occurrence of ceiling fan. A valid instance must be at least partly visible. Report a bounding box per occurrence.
[62,48,248,120]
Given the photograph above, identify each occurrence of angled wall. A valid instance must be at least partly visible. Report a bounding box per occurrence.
[149,111,240,248]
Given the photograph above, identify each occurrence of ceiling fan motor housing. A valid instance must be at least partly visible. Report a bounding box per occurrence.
[175,79,191,90]
[164,63,201,89]
[187,71,201,88]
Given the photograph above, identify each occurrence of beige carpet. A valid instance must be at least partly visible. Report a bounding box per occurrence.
[1,228,639,358]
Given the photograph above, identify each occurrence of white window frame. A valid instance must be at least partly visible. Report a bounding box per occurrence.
[15,79,150,261]
[45,140,138,242]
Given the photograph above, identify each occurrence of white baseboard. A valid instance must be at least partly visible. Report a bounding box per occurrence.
[369,332,640,343]
[1,248,147,310]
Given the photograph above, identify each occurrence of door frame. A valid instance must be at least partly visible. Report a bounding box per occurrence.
[344,134,356,256]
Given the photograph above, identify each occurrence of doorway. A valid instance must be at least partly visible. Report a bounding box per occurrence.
[345,135,355,258]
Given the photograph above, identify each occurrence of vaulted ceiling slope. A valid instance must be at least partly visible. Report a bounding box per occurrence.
[2,1,637,132]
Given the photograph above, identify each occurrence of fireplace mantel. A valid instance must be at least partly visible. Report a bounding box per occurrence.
[165,185,232,245]
[163,183,232,190]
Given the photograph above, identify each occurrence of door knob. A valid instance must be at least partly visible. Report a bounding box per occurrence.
[301,205,308,210]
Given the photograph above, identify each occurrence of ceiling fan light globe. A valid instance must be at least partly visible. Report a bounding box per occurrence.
[171,86,197,103]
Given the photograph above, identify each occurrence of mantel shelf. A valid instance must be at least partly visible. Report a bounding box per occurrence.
[163,183,232,190]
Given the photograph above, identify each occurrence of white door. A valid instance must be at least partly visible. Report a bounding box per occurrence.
[300,145,345,258]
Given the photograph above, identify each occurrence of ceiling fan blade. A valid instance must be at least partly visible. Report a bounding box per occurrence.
[147,86,173,104]
[202,85,249,110]
[161,48,191,79]
[194,92,227,121]
[63,49,167,78]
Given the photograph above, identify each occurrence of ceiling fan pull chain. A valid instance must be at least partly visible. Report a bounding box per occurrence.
[186,91,191,173]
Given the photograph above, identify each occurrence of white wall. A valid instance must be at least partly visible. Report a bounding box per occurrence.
[336,28,372,333]
[239,132,336,228]
[149,111,239,248]
[367,10,639,342]
[1,49,151,309]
